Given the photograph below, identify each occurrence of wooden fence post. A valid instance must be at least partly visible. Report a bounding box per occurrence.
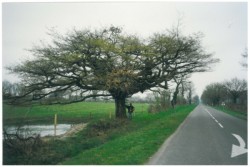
[54,114,57,136]
[109,111,112,119]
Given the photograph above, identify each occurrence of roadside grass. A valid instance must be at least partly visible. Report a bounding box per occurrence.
[3,102,196,165]
[61,105,196,165]
[214,106,247,120]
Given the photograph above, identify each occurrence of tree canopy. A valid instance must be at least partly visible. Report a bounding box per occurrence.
[7,26,219,118]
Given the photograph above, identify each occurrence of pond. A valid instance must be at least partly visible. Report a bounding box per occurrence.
[4,124,73,137]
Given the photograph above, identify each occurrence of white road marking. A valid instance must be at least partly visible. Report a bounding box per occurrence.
[231,133,248,158]
[203,106,247,159]
[218,123,224,128]
[204,107,224,129]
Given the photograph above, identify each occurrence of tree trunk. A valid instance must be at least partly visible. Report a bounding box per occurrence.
[171,83,180,108]
[115,97,127,119]
[232,95,238,104]
[188,89,192,105]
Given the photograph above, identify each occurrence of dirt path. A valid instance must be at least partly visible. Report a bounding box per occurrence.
[42,123,88,141]
[60,123,87,138]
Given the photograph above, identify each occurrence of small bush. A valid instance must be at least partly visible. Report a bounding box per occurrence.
[148,103,168,113]
[3,128,43,164]
[90,119,127,132]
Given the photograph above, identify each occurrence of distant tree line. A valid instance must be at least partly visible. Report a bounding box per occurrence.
[2,80,114,105]
[201,78,247,112]
[3,81,24,100]
[147,80,199,113]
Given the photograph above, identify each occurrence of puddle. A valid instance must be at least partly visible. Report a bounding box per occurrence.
[4,124,73,137]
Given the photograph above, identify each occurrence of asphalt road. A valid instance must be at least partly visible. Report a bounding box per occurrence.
[147,104,247,165]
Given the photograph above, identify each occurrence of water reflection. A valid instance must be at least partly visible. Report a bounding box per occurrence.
[4,124,72,137]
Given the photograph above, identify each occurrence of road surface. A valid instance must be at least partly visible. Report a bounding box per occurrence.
[147,104,247,165]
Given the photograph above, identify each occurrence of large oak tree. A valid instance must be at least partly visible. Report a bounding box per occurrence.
[8,26,218,118]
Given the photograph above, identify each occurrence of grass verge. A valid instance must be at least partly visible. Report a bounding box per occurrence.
[214,106,247,120]
[61,105,196,165]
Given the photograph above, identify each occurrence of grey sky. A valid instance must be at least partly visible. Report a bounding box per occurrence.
[2,2,248,97]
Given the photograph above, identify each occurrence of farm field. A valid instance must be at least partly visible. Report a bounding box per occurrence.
[3,101,196,165]
[3,102,148,125]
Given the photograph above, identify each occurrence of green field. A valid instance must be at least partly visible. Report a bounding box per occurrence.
[3,102,196,165]
[3,102,148,125]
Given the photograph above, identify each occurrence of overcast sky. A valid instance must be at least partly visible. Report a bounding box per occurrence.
[2,2,248,97]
